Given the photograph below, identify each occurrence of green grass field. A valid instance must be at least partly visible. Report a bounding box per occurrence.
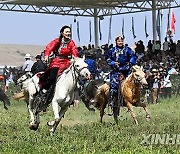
[0,94,179,154]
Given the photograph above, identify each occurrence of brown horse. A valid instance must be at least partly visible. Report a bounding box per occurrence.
[121,65,151,125]
[92,65,150,124]
[92,83,110,123]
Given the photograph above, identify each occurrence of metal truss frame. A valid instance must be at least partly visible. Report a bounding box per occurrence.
[0,0,180,17]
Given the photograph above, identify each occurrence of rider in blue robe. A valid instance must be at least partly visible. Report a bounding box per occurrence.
[105,35,136,108]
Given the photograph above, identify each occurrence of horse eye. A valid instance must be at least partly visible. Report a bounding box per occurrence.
[75,65,79,67]
[136,74,139,77]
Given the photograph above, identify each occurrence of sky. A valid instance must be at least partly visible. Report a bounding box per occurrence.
[0,7,180,48]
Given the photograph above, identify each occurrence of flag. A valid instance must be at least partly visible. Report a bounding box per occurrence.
[122,18,125,39]
[108,15,112,44]
[171,11,176,34]
[166,11,170,36]
[77,21,80,42]
[145,16,149,38]
[156,9,161,40]
[99,18,102,40]
[70,24,72,39]
[131,17,136,39]
[89,21,92,42]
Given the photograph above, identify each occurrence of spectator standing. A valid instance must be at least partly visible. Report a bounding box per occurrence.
[162,70,172,99]
[163,37,170,56]
[152,68,160,103]
[22,53,34,74]
[31,55,46,75]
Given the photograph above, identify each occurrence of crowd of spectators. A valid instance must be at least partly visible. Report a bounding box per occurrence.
[1,37,179,103]
[77,37,180,103]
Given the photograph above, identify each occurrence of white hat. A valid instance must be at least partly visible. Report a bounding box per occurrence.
[24,53,31,59]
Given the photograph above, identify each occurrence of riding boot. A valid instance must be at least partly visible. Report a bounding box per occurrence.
[38,88,47,103]
[109,92,118,109]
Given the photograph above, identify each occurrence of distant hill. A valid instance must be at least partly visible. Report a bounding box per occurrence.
[0,44,45,66]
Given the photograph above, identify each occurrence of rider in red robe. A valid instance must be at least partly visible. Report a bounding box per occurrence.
[40,25,78,92]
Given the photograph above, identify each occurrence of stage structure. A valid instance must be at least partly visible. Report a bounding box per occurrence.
[0,0,180,47]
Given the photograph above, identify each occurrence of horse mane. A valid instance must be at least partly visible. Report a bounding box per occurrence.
[56,61,75,83]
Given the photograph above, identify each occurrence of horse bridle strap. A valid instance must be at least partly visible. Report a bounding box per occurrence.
[73,64,88,80]
[19,74,30,83]
[135,76,145,86]
[78,67,88,73]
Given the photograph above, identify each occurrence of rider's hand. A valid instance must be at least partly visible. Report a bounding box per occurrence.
[115,62,119,67]
[44,55,49,63]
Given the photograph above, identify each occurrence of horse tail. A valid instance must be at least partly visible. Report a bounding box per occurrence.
[100,83,110,98]
[13,90,29,100]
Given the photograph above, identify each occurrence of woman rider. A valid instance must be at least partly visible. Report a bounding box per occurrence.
[39,25,78,95]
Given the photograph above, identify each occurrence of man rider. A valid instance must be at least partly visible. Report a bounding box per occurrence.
[105,35,136,109]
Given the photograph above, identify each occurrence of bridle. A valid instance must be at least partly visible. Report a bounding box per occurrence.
[133,73,146,87]
[72,62,88,81]
[17,73,32,84]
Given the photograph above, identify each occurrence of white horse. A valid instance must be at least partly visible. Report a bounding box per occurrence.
[14,57,91,134]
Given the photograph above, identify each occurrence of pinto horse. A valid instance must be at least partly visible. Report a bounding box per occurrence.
[120,65,151,125]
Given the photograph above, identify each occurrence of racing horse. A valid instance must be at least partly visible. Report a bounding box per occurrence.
[85,65,151,124]
[117,65,151,125]
[14,56,90,134]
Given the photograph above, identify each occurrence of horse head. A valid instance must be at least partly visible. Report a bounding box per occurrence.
[17,72,33,88]
[72,56,91,80]
[132,65,148,87]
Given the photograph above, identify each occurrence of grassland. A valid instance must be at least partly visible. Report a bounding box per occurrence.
[0,94,179,154]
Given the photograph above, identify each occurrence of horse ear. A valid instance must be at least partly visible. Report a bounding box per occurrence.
[70,55,76,63]
[132,65,140,72]
[82,55,85,61]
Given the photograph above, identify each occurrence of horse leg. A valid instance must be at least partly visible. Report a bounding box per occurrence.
[135,102,151,121]
[3,101,8,110]
[100,99,107,123]
[28,95,40,131]
[48,98,68,135]
[126,102,139,125]
[49,105,68,135]
[28,98,36,130]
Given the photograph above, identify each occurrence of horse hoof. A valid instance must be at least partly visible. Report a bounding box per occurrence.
[146,117,151,121]
[47,121,55,126]
[88,108,95,112]
[29,124,35,130]
[33,123,39,131]
[29,123,39,131]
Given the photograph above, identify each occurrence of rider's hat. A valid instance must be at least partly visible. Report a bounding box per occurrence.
[35,55,41,59]
[24,53,31,59]
[115,34,124,42]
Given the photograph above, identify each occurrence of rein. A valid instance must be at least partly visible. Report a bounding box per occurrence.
[56,61,88,83]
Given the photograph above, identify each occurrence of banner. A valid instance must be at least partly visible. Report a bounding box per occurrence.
[122,18,125,39]
[171,11,176,34]
[89,21,92,43]
[77,21,80,43]
[156,9,161,40]
[108,15,112,44]
[99,18,102,40]
[70,24,72,39]
[131,17,136,39]
[145,16,149,38]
